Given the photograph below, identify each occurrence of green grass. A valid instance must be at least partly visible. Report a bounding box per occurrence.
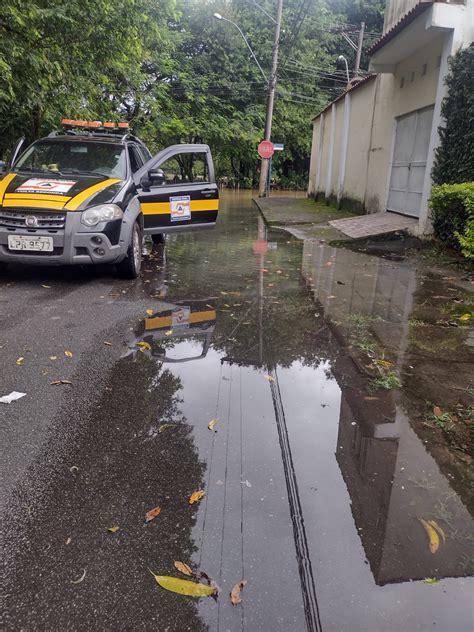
[369,371,401,392]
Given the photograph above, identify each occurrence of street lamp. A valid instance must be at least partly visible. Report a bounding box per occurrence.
[337,55,350,85]
[213,13,267,82]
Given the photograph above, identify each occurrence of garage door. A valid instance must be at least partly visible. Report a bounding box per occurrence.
[387,106,434,218]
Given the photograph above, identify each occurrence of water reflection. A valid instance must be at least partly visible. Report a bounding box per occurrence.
[301,237,474,585]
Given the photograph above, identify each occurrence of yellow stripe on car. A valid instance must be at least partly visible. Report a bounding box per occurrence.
[2,199,67,210]
[141,199,219,215]
[65,178,122,210]
[4,193,71,203]
[0,173,18,202]
[145,310,216,331]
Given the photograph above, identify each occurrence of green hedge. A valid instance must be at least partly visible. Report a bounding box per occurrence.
[429,183,474,257]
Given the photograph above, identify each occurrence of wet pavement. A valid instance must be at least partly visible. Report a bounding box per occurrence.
[1,191,473,631]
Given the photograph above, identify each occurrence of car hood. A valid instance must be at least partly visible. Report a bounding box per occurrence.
[0,172,123,211]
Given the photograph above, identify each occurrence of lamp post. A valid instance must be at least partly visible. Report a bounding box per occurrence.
[337,55,350,85]
[214,1,283,198]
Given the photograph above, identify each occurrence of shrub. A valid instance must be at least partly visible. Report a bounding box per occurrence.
[429,182,474,253]
[432,44,474,185]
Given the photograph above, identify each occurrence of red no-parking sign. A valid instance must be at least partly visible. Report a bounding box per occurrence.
[258,140,274,159]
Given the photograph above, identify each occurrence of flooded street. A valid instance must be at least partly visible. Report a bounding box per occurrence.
[2,191,473,631]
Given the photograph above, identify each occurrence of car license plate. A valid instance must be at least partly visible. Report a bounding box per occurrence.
[8,235,54,252]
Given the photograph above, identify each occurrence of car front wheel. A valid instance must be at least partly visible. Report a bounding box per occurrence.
[116,220,142,278]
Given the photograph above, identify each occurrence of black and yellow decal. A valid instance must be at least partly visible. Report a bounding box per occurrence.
[145,309,216,332]
[142,194,219,230]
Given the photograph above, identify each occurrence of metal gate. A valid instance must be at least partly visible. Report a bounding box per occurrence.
[387,106,434,218]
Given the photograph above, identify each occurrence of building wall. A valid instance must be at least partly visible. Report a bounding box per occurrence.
[309,35,444,215]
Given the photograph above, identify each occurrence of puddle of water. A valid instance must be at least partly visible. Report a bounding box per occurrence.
[4,191,473,631]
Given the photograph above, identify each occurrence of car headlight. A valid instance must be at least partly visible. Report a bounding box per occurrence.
[81,204,123,227]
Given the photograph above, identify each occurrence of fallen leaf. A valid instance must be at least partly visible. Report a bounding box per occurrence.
[418,517,440,553]
[103,341,112,347]
[337,280,345,285]
[220,291,228,295]
[208,418,218,432]
[376,359,393,369]
[136,341,151,351]
[145,506,162,522]
[428,520,446,544]
[423,578,440,585]
[260,268,269,272]
[230,580,247,605]
[165,330,173,336]
[199,571,221,594]
[433,406,443,418]
[325,261,333,267]
[327,295,336,299]
[71,569,86,584]
[174,561,193,576]
[41,284,51,288]
[458,313,471,321]
[64,351,73,358]
[150,573,216,597]
[16,357,25,365]
[108,526,120,533]
[146,309,154,316]
[50,356,57,360]
[65,537,72,545]
[189,490,205,505]
[158,424,176,433]
[50,380,72,385]
[69,465,79,473]
[264,375,275,382]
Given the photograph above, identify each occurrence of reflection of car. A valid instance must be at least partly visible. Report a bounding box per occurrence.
[127,300,217,363]
[0,119,219,277]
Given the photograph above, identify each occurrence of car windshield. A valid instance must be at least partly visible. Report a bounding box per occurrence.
[15,140,127,179]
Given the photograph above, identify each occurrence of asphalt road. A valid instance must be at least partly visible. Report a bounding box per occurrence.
[2,191,473,631]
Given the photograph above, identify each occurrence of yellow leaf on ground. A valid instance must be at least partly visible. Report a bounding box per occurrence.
[136,341,151,350]
[459,313,471,321]
[146,309,154,316]
[189,490,205,505]
[376,359,393,369]
[423,578,440,585]
[418,518,440,553]
[16,357,24,365]
[174,561,193,576]
[428,520,446,544]
[145,506,162,522]
[64,351,73,358]
[107,526,120,533]
[230,580,247,605]
[165,330,173,336]
[208,419,218,432]
[150,573,216,597]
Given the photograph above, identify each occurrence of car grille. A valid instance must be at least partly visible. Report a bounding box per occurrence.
[0,210,66,232]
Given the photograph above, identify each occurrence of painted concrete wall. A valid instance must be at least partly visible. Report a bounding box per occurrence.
[329,102,345,198]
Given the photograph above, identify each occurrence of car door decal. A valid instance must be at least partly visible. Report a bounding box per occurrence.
[141,198,219,215]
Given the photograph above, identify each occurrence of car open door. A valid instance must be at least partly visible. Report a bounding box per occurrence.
[134,144,219,234]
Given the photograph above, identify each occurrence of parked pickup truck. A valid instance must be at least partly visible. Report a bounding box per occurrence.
[0,119,219,277]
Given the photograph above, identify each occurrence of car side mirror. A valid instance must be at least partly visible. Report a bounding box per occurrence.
[139,168,165,190]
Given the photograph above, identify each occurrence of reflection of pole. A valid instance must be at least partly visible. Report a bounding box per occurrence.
[268,366,322,632]
[258,215,266,365]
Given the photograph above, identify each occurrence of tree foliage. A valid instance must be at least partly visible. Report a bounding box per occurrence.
[432,43,474,185]
[0,0,384,184]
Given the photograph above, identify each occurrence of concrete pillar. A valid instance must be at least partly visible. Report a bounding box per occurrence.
[337,93,351,205]
[325,104,336,200]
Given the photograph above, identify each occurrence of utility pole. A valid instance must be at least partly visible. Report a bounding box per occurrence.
[258,0,284,198]
[353,21,365,78]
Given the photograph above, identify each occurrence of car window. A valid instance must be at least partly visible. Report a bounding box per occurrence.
[128,145,143,173]
[157,152,209,185]
[15,140,127,178]
[137,144,152,163]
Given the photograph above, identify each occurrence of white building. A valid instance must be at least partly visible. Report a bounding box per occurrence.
[308,0,474,235]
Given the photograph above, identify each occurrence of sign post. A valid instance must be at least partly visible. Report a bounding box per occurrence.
[258,141,275,196]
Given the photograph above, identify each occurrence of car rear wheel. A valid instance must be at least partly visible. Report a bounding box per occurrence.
[117,220,142,279]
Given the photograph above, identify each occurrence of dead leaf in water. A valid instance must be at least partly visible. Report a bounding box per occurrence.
[64,351,73,358]
[145,506,162,522]
[174,561,193,576]
[428,520,446,544]
[458,313,471,321]
[146,309,154,316]
[230,580,247,605]
[71,569,86,584]
[150,572,216,597]
[433,406,443,418]
[50,379,72,385]
[16,357,24,365]
[207,418,218,432]
[418,517,440,553]
[189,490,205,505]
[107,526,120,533]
